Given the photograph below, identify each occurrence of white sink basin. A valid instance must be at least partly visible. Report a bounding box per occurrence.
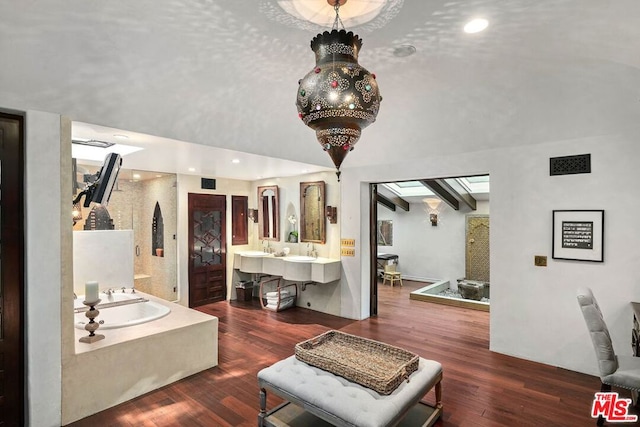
[284,256,316,262]
[236,251,271,273]
[239,251,270,257]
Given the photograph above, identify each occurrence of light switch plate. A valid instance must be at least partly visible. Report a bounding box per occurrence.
[535,255,547,267]
[341,248,355,257]
[341,238,355,247]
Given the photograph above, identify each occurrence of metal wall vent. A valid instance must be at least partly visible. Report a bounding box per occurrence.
[550,154,591,176]
[201,178,216,190]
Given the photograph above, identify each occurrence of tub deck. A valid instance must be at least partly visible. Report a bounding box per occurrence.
[63,291,218,424]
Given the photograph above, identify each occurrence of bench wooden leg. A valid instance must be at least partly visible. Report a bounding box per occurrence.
[258,388,267,426]
[435,379,443,410]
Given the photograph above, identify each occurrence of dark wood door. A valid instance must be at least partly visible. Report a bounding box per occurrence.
[231,195,248,245]
[188,193,227,307]
[0,112,25,426]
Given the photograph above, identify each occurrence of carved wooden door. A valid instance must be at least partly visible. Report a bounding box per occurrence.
[0,112,25,425]
[188,193,226,307]
[466,215,490,282]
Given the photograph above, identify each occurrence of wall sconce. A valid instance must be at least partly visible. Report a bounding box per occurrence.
[326,206,337,224]
[248,209,259,223]
[72,202,83,225]
[423,198,442,227]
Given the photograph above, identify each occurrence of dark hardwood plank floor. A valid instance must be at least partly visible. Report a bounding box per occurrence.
[68,280,629,426]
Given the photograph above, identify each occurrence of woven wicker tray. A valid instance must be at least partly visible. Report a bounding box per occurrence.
[294,330,419,395]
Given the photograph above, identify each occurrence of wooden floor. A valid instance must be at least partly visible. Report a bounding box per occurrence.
[68,280,632,426]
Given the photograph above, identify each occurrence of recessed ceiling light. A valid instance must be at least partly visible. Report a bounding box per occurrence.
[393,45,416,58]
[133,174,141,179]
[464,18,489,34]
[113,134,129,140]
[188,167,196,172]
[232,159,240,164]
[155,174,162,178]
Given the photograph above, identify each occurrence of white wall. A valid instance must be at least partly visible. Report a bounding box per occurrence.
[73,230,134,294]
[377,200,489,285]
[341,131,640,376]
[24,110,68,426]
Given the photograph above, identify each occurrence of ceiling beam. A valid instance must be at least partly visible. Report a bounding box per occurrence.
[383,193,409,211]
[444,178,477,210]
[376,193,396,211]
[420,179,460,210]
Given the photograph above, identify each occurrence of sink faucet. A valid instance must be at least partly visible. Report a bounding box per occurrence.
[307,243,316,258]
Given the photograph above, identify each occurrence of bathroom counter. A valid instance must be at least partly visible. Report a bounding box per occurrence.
[234,252,341,283]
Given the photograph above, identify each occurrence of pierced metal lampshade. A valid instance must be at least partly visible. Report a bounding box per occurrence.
[296,27,381,180]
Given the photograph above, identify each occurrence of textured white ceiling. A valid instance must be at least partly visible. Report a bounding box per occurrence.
[1,0,639,178]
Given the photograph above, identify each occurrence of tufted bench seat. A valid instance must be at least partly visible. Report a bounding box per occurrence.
[258,355,442,427]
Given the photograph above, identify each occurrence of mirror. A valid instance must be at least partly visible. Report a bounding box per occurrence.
[300,181,326,244]
[258,185,279,241]
[377,220,393,246]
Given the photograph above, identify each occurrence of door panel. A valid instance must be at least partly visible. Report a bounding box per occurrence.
[0,112,25,426]
[231,195,248,245]
[188,194,226,307]
[466,215,490,282]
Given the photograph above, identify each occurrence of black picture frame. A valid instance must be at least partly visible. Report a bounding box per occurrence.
[552,210,604,262]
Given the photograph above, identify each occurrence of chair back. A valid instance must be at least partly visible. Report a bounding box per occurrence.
[384,264,397,274]
[576,287,618,377]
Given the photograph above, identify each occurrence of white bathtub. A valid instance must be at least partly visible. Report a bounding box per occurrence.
[74,292,171,329]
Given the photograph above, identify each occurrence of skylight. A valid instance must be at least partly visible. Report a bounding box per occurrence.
[71,142,143,162]
[380,176,490,201]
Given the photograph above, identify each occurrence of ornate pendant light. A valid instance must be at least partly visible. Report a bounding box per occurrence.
[296,0,381,181]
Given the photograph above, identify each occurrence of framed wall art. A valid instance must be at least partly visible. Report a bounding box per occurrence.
[552,210,604,262]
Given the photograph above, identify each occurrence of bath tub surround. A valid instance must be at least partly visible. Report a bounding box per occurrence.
[74,292,170,330]
[62,291,218,425]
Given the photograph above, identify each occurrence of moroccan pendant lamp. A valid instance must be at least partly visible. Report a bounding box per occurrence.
[295,0,382,181]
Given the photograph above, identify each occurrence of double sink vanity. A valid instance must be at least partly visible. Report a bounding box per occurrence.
[233,251,340,283]
[239,181,341,311]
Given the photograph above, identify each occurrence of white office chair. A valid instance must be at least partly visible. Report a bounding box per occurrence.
[577,287,640,426]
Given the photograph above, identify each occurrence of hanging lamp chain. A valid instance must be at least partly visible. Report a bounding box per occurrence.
[332,1,345,31]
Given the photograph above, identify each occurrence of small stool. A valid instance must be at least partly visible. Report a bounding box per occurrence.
[382,264,403,287]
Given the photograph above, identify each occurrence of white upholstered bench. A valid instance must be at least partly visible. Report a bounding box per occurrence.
[257,355,442,427]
